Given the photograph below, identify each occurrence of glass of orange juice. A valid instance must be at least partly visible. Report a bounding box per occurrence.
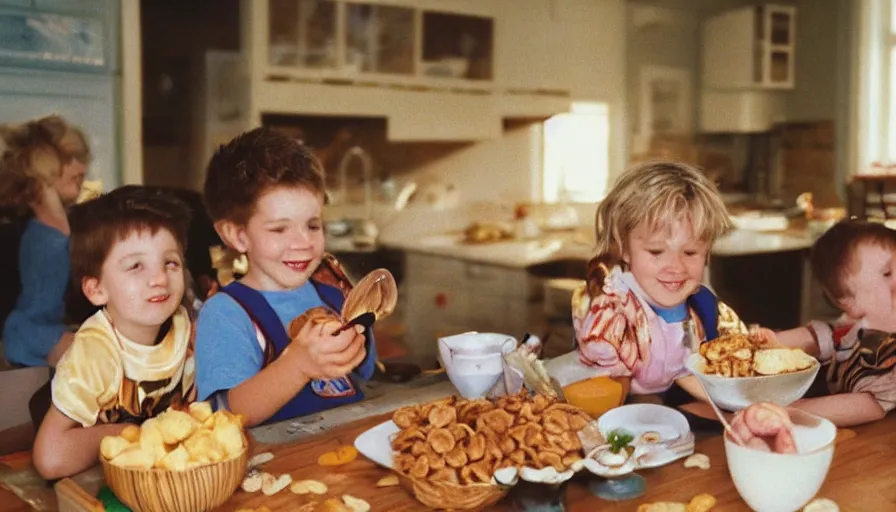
[562,376,630,418]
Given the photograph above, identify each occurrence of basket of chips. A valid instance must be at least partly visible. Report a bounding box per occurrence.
[99,402,249,512]
[390,392,592,510]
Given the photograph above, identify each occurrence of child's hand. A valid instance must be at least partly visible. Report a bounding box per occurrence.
[285,319,367,380]
[748,324,780,347]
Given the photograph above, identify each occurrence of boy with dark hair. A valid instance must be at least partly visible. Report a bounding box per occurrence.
[765,220,896,426]
[33,185,196,479]
[196,128,375,427]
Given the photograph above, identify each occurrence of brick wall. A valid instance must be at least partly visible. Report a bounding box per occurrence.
[779,120,841,208]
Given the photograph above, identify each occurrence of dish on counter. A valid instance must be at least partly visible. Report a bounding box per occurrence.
[461,222,514,244]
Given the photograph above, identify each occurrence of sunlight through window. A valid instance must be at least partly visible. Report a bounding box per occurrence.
[542,102,610,203]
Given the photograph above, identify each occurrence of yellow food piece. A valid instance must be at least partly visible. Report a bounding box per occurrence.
[290,479,328,495]
[318,445,359,466]
[100,405,246,471]
[119,425,141,443]
[156,409,198,444]
[320,499,352,512]
[109,447,154,469]
[100,436,132,460]
[376,474,400,487]
[683,453,710,470]
[188,401,214,422]
[637,503,686,512]
[159,445,190,472]
[138,419,167,464]
[687,494,717,512]
[261,472,292,496]
[342,495,370,512]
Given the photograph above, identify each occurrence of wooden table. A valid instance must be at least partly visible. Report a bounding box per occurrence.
[4,413,895,511]
[221,413,896,512]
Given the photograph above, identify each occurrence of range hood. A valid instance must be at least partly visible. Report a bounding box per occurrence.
[700,90,787,133]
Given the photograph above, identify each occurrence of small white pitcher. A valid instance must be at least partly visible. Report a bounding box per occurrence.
[438,332,517,399]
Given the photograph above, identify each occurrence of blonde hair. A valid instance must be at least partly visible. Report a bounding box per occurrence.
[0,115,90,211]
[587,161,731,295]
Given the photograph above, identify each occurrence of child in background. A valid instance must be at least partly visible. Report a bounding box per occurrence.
[33,186,195,479]
[195,128,375,427]
[570,161,747,425]
[0,115,90,367]
[762,220,896,426]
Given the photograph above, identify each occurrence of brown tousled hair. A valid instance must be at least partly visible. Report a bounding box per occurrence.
[586,161,731,297]
[203,127,326,225]
[810,220,896,303]
[69,185,191,285]
[0,115,90,212]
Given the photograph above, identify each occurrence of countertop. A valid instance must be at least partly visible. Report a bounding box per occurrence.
[379,228,814,269]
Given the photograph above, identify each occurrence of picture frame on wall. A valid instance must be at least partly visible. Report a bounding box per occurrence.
[638,65,693,143]
[0,10,105,71]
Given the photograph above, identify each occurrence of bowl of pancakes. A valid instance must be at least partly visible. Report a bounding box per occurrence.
[686,334,820,411]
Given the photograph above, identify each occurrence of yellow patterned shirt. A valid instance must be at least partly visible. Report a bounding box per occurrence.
[52,306,196,427]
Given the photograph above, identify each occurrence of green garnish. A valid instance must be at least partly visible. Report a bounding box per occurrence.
[607,429,634,454]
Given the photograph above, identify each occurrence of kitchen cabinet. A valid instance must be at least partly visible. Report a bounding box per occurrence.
[702,4,796,90]
[263,0,493,87]
[243,0,606,137]
[403,252,542,367]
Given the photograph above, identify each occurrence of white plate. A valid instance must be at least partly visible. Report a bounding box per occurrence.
[353,420,577,485]
[597,404,694,469]
[354,420,399,469]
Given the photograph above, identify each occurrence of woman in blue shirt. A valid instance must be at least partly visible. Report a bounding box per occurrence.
[0,115,90,367]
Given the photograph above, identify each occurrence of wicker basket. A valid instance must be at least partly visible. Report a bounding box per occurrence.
[101,448,248,512]
[396,470,510,510]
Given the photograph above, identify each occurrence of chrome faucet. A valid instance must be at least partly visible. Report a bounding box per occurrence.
[337,146,374,220]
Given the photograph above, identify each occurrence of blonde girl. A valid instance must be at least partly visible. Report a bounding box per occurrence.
[571,161,746,423]
[1,115,90,367]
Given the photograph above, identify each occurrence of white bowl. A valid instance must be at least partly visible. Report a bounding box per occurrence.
[686,353,819,411]
[725,409,836,512]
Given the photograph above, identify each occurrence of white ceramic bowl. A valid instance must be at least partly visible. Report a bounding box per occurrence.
[686,353,819,411]
[725,409,836,512]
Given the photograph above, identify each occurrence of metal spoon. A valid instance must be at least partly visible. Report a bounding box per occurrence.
[693,376,747,446]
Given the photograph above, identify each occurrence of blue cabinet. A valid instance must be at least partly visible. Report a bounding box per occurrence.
[0,0,120,187]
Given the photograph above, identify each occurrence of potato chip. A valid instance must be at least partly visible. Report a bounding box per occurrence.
[110,447,154,469]
[637,503,686,512]
[156,409,198,444]
[188,401,213,422]
[101,405,246,471]
[318,445,359,466]
[376,474,400,487]
[687,493,717,512]
[119,424,141,443]
[320,499,352,512]
[159,445,190,472]
[241,471,263,493]
[343,494,371,512]
[290,479,328,495]
[248,451,275,468]
[100,436,133,460]
[261,472,292,496]
[684,453,710,470]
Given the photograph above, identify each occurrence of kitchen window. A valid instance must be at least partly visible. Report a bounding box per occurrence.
[857,0,896,169]
[542,102,610,203]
